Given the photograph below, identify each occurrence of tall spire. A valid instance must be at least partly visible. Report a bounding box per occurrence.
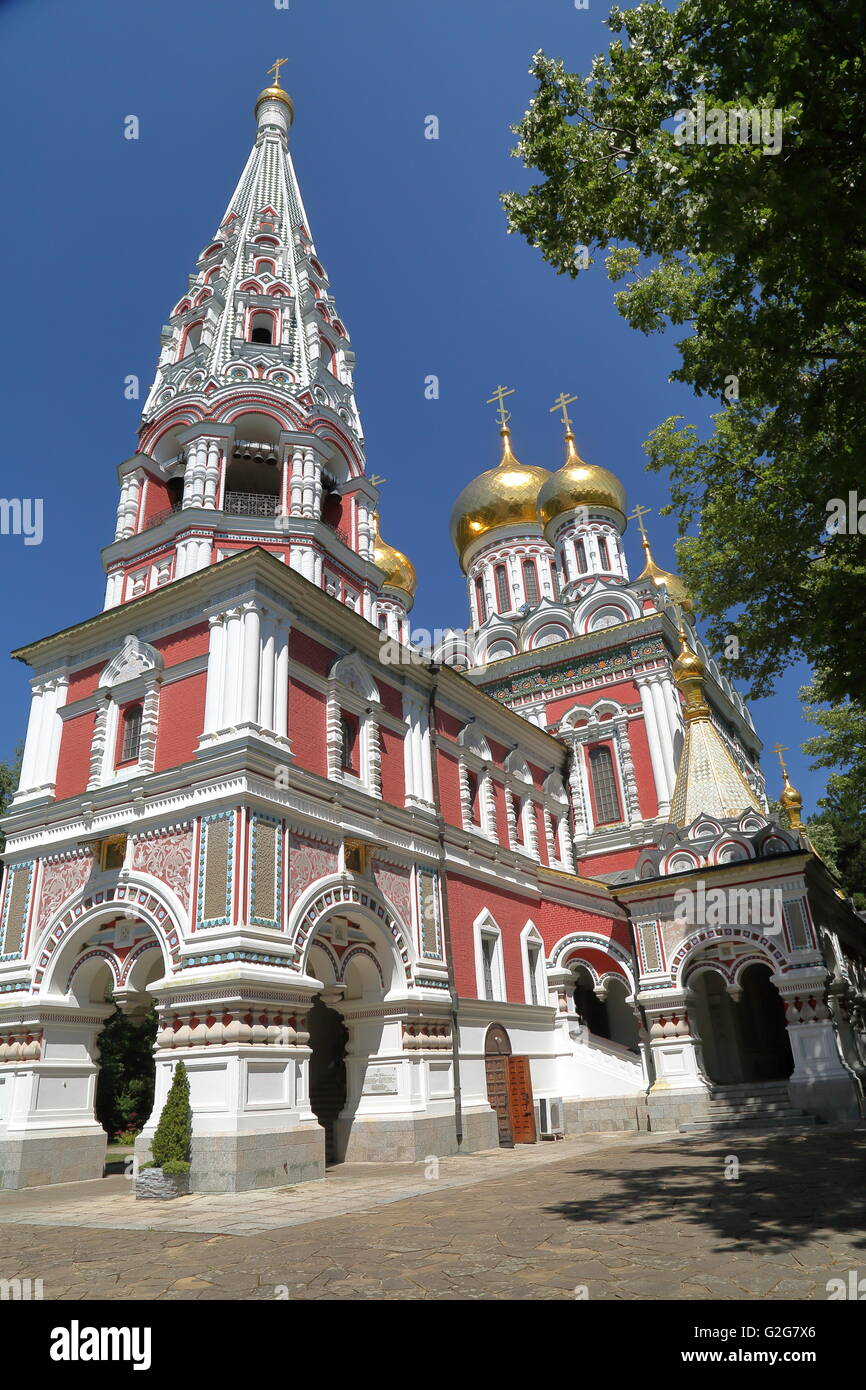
[669,618,760,826]
[141,65,362,442]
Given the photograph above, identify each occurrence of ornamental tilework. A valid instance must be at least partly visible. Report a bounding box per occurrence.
[36,853,95,935]
[289,833,339,902]
[132,827,193,910]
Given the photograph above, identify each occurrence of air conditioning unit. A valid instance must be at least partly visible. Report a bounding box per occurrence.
[537,1096,564,1140]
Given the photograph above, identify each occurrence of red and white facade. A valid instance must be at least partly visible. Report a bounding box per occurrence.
[1,83,863,1192]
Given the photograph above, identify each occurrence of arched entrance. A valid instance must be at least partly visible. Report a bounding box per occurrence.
[690,962,793,1085]
[302,899,405,1164]
[572,966,640,1053]
[306,996,349,1165]
[484,1024,537,1147]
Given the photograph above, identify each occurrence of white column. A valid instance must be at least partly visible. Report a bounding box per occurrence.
[290,447,305,516]
[259,616,275,731]
[44,679,68,789]
[651,678,677,798]
[638,679,671,818]
[203,615,225,735]
[274,625,290,740]
[221,608,244,726]
[203,440,221,509]
[241,603,262,725]
[17,683,47,791]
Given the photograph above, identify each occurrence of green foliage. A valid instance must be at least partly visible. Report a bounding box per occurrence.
[503,1,866,706]
[800,680,866,908]
[94,1002,157,1139]
[0,746,23,856]
[150,1060,192,1170]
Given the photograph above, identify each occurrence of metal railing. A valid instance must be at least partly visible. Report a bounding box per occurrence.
[223,491,279,518]
[142,501,183,530]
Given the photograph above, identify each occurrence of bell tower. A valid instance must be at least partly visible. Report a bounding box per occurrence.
[102,66,411,629]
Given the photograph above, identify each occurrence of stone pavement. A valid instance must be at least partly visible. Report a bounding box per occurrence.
[0,1127,864,1299]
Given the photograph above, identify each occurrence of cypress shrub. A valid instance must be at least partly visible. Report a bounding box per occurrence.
[148,1060,192,1173]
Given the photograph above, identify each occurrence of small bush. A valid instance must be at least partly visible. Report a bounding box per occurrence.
[161,1159,191,1176]
[150,1060,192,1169]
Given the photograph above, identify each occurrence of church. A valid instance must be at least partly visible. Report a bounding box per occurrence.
[1,72,864,1193]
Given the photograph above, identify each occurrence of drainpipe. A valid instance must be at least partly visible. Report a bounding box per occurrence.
[426,662,463,1149]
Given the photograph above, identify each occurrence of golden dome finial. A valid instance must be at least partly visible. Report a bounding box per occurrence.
[771,743,804,828]
[629,504,693,611]
[255,57,295,124]
[672,617,710,722]
[448,387,552,568]
[371,510,416,602]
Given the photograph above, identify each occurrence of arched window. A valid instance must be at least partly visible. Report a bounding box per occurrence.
[522,559,539,605]
[597,536,610,569]
[550,565,560,600]
[494,564,509,612]
[588,744,621,825]
[249,312,274,345]
[575,538,587,572]
[475,577,487,624]
[119,704,143,764]
[255,259,276,277]
[180,321,203,359]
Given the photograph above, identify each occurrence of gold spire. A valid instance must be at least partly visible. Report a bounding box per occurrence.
[255,58,295,124]
[630,505,693,611]
[668,619,761,826]
[772,743,804,828]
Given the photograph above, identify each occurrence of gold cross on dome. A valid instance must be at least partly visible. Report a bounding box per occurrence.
[549,391,579,428]
[267,57,288,87]
[628,503,653,541]
[771,742,789,772]
[486,385,515,428]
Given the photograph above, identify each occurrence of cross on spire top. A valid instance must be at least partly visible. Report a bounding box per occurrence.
[628,503,653,542]
[771,742,789,772]
[549,391,579,429]
[267,57,288,87]
[486,385,515,428]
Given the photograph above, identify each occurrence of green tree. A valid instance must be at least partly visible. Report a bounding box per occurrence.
[94,1002,157,1140]
[0,745,23,853]
[800,683,866,908]
[502,0,866,706]
[150,1060,192,1174]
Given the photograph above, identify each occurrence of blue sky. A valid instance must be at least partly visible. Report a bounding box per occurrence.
[0,0,822,809]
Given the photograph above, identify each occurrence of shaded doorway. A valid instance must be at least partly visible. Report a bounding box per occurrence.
[691,963,793,1085]
[738,964,794,1082]
[307,997,349,1165]
[572,967,640,1053]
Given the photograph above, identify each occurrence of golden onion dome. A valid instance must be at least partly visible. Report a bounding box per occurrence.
[537,430,627,533]
[449,426,551,571]
[672,620,710,722]
[779,771,804,827]
[372,514,416,602]
[255,85,295,125]
[636,535,693,611]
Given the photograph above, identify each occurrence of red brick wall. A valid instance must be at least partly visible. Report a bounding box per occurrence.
[154,673,206,771]
[54,711,97,799]
[289,681,327,776]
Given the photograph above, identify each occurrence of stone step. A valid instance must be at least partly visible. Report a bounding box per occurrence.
[710,1084,791,1097]
[705,1101,800,1114]
[680,1113,817,1133]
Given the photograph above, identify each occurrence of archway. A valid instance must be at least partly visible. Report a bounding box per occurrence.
[572,966,640,1053]
[303,903,404,1164]
[689,963,793,1086]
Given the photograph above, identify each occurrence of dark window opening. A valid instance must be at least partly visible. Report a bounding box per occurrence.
[588,744,621,824]
[120,705,143,764]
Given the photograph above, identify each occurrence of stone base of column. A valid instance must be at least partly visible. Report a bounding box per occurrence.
[336,1105,498,1163]
[135,1123,326,1194]
[0,1127,107,1190]
[789,1072,863,1126]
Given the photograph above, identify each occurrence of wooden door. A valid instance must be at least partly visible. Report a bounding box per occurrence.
[507,1056,537,1144]
[485,1055,514,1147]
